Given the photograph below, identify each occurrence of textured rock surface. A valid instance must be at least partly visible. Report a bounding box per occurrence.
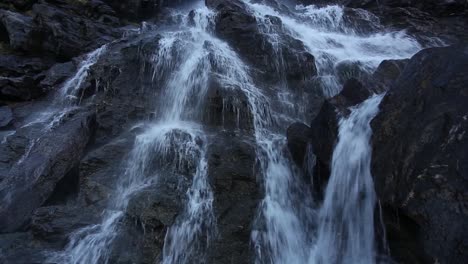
[0,111,96,232]
[371,46,468,264]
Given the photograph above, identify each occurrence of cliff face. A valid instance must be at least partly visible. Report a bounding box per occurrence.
[0,0,467,263]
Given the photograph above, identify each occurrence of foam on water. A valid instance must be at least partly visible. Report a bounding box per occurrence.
[311,94,384,264]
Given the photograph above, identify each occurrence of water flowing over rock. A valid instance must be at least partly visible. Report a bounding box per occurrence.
[313,94,383,264]
[0,0,467,263]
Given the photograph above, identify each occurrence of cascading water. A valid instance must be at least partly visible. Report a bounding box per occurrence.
[38,0,427,263]
[14,45,107,165]
[245,1,422,97]
[242,1,424,263]
[24,45,107,130]
[312,94,384,264]
[47,6,218,263]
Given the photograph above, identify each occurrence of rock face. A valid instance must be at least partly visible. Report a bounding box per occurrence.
[371,46,468,263]
[0,111,96,232]
[207,132,259,263]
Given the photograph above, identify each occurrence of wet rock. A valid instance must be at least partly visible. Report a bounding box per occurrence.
[30,206,100,245]
[0,106,13,128]
[30,1,120,60]
[0,110,96,232]
[287,122,312,167]
[0,232,47,264]
[0,75,40,101]
[287,77,374,197]
[203,76,254,131]
[333,78,372,109]
[334,60,372,84]
[0,10,33,51]
[371,45,468,263]
[79,135,133,207]
[38,61,76,92]
[90,34,163,142]
[208,0,317,88]
[207,131,259,264]
[109,154,190,264]
[372,58,409,90]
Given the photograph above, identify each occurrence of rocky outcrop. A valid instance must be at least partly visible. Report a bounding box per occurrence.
[0,111,96,232]
[207,0,318,88]
[0,1,122,61]
[207,131,259,263]
[371,46,468,263]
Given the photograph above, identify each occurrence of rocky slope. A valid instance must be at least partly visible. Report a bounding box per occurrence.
[0,0,467,263]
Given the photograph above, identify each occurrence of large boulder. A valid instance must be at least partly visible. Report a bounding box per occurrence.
[0,110,96,232]
[371,45,468,263]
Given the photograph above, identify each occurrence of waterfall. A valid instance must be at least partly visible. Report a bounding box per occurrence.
[39,1,425,263]
[244,1,421,97]
[24,45,107,131]
[312,94,384,264]
[242,1,423,263]
[47,5,217,264]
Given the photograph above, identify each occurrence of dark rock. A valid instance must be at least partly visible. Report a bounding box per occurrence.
[334,60,372,84]
[0,54,53,77]
[78,134,134,207]
[0,232,47,264]
[0,10,33,51]
[0,75,40,101]
[287,77,374,197]
[38,61,76,92]
[107,173,189,264]
[203,76,254,131]
[207,0,317,88]
[0,110,96,232]
[287,122,312,167]
[30,1,120,60]
[30,206,100,245]
[103,0,194,22]
[89,34,164,142]
[372,58,409,90]
[207,131,259,264]
[333,78,372,109]
[0,106,13,127]
[371,45,468,263]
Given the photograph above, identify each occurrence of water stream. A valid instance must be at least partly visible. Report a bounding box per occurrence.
[311,94,384,264]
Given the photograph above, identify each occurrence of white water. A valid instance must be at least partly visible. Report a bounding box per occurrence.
[311,94,384,264]
[24,45,107,131]
[245,1,421,97]
[49,5,220,264]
